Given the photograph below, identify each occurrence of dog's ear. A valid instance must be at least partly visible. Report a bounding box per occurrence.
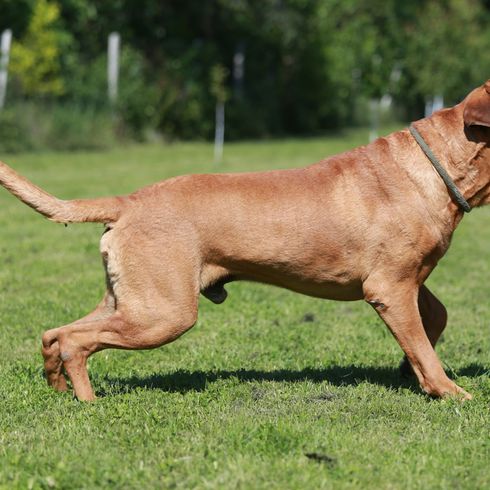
[463,80,490,127]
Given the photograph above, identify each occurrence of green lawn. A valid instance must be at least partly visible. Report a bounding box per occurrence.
[0,128,489,489]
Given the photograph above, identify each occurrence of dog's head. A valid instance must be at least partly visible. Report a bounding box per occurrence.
[463,79,490,130]
[462,80,490,205]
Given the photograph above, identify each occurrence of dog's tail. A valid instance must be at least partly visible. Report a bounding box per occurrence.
[0,160,123,224]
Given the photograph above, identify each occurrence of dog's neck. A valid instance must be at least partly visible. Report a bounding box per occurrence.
[413,105,489,215]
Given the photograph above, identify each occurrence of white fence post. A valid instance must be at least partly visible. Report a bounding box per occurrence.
[233,44,245,97]
[369,98,380,142]
[425,94,444,117]
[0,29,12,110]
[107,32,120,104]
[214,101,225,163]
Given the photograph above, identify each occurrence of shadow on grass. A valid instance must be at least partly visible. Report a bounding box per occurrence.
[22,361,486,398]
[99,364,422,397]
[97,362,488,397]
[453,363,490,378]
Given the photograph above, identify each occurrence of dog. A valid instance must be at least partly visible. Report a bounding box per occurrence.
[0,80,488,401]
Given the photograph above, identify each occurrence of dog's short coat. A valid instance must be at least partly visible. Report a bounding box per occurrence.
[1,81,489,401]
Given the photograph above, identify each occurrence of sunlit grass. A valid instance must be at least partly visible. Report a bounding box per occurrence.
[0,127,489,489]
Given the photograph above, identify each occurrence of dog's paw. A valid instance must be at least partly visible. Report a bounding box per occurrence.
[444,385,473,402]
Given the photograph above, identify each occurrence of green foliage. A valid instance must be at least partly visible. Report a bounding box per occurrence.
[210,64,230,103]
[0,0,489,146]
[115,47,160,140]
[9,0,66,96]
[44,103,115,150]
[0,136,489,488]
[60,45,159,140]
[405,0,490,101]
[317,0,406,114]
[0,102,115,152]
[0,106,38,152]
[0,0,35,36]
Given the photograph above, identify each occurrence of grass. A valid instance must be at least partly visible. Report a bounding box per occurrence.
[0,127,489,489]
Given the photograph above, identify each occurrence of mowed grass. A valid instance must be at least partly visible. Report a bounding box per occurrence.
[0,128,489,489]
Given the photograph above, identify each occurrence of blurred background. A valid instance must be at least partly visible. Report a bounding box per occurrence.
[0,0,489,154]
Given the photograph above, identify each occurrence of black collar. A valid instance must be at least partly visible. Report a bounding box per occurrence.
[409,124,471,213]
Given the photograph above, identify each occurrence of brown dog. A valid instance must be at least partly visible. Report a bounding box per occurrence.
[0,81,489,401]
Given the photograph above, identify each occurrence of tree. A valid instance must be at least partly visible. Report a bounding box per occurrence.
[404,0,490,105]
[0,0,35,37]
[9,0,66,96]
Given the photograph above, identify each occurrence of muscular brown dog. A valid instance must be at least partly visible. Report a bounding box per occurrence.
[1,81,489,401]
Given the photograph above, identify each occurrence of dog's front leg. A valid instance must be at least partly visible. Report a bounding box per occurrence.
[364,280,471,399]
[399,285,448,377]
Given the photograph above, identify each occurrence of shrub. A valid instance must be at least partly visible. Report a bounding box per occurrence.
[0,105,39,153]
[0,102,115,153]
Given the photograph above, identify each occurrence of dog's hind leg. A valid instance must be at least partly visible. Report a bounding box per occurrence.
[43,222,201,400]
[400,285,448,377]
[418,285,448,346]
[45,300,197,400]
[42,256,199,401]
[42,292,115,392]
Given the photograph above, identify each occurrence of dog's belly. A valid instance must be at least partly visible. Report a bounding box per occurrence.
[243,274,364,300]
[201,261,364,301]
